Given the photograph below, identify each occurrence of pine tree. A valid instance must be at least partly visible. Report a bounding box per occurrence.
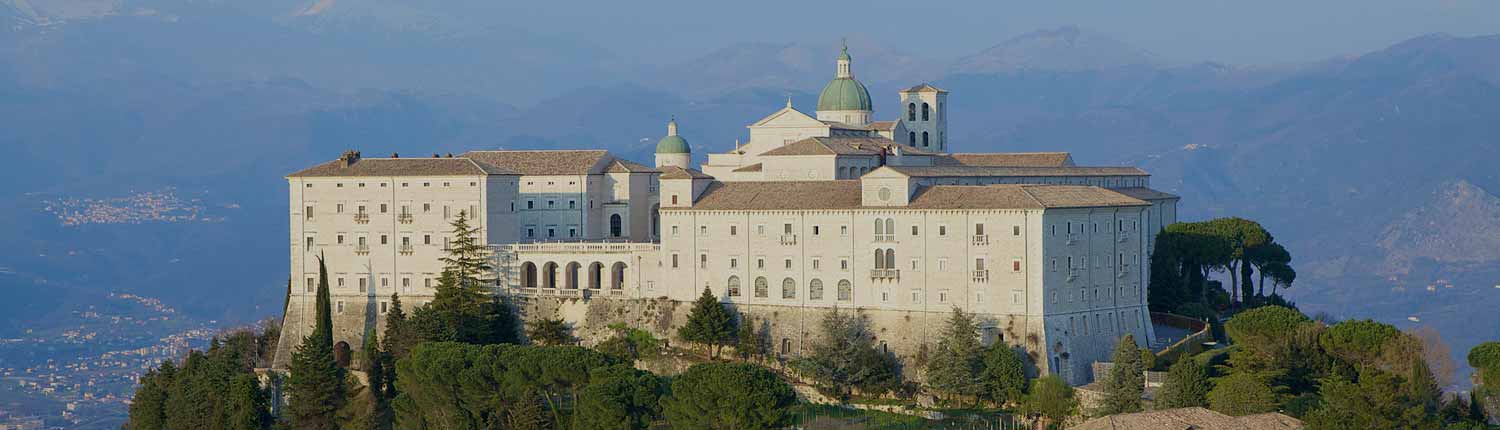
[797,308,900,400]
[925,308,984,405]
[676,287,736,358]
[981,344,1027,406]
[436,210,492,310]
[126,362,173,430]
[1099,335,1145,415]
[224,374,271,430]
[379,292,408,399]
[735,314,766,361]
[1156,357,1211,409]
[287,255,348,430]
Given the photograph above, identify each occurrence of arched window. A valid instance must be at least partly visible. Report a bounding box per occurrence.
[609,214,622,237]
[909,131,917,145]
[922,103,930,121]
[907,103,916,121]
[754,277,768,298]
[782,278,796,299]
[727,276,741,297]
[874,249,886,269]
[922,131,929,147]
[809,279,824,300]
[884,218,895,237]
[837,280,852,301]
[885,249,896,270]
[874,218,884,236]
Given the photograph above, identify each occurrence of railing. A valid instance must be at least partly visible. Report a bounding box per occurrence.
[1066,272,1079,283]
[506,241,659,254]
[780,234,798,245]
[870,269,900,280]
[354,244,370,255]
[398,244,414,255]
[873,234,895,243]
[971,235,989,246]
[397,213,413,224]
[1118,267,1130,278]
[1117,235,1129,243]
[1065,234,1080,245]
[972,269,989,282]
[354,213,370,224]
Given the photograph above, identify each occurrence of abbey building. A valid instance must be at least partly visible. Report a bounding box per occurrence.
[275,45,1180,385]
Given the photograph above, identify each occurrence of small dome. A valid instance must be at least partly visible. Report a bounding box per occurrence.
[817,78,872,112]
[655,119,690,154]
[656,135,690,154]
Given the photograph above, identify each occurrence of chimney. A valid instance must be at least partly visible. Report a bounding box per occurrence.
[340,150,361,167]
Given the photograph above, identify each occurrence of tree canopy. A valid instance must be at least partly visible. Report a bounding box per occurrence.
[660,362,797,430]
[676,287,736,358]
[1098,335,1144,415]
[793,308,900,400]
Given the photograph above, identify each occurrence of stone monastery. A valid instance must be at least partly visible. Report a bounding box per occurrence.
[275,44,1180,385]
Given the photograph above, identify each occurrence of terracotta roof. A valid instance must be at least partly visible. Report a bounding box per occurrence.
[910,185,1149,209]
[760,137,938,157]
[675,181,864,210]
[869,120,898,131]
[732,163,763,172]
[604,158,657,173]
[821,121,879,131]
[288,157,512,178]
[659,166,713,180]
[935,152,1074,167]
[899,83,948,93]
[671,183,1144,211]
[1070,407,1303,430]
[460,150,611,175]
[1113,187,1179,201]
[886,165,1149,177]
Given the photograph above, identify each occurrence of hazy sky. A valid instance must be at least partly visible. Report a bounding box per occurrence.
[492,0,1500,65]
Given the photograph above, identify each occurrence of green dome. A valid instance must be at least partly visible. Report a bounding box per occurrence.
[817,77,872,112]
[656,135,689,154]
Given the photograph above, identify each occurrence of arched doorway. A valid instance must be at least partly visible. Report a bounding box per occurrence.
[609,214,622,237]
[565,262,581,289]
[521,262,537,289]
[610,262,627,290]
[542,262,559,289]
[334,341,352,368]
[588,262,604,289]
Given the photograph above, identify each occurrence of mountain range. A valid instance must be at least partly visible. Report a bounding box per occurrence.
[3,0,1499,386]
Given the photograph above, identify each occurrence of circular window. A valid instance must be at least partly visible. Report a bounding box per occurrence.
[878,187,892,202]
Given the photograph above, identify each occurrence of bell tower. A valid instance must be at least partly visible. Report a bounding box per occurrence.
[898,84,948,152]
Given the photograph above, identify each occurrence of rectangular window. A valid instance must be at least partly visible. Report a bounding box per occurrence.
[337,203,345,213]
[784,259,792,269]
[939,225,947,236]
[938,291,948,303]
[1013,260,1022,272]
[336,301,345,314]
[380,235,388,245]
[813,226,820,235]
[756,224,765,235]
[337,234,345,245]
[783,223,793,234]
[840,259,849,270]
[380,203,388,213]
[975,223,985,235]
[757,258,765,269]
[306,278,315,293]
[911,225,919,236]
[1014,225,1021,236]
[730,225,738,236]
[911,290,922,304]
[937,258,948,271]
[423,234,432,245]
[671,254,679,268]
[700,225,708,236]
[730,258,738,269]
[305,237,314,251]
[305,206,314,220]
[910,259,919,271]
[671,226,680,237]
[380,302,388,314]
[841,225,849,236]
[527,200,534,209]
[811,259,820,270]
[700,254,708,269]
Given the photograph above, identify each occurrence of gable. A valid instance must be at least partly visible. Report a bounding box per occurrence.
[749,106,827,128]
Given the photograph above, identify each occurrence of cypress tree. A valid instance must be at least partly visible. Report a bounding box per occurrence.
[359,331,393,430]
[224,374,271,430]
[1099,335,1145,415]
[287,255,348,430]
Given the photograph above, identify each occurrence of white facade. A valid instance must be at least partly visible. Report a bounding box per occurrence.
[276,47,1182,385]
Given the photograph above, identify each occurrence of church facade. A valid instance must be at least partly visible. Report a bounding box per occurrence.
[275,45,1179,385]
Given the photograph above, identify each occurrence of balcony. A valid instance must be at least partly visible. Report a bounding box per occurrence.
[1065,235,1080,246]
[1118,267,1130,278]
[870,269,900,280]
[354,213,370,224]
[972,269,989,282]
[354,244,371,255]
[873,234,896,243]
[398,213,414,224]
[971,235,989,246]
[398,244,414,255]
[780,234,798,245]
